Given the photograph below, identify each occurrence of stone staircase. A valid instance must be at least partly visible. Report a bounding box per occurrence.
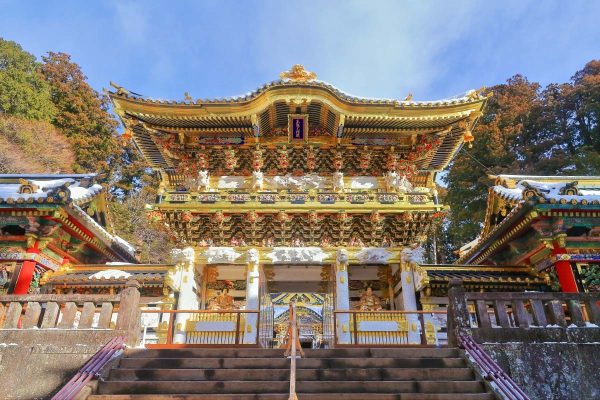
[88,347,496,400]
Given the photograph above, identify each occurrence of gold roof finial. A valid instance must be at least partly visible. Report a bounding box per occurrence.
[280,64,317,82]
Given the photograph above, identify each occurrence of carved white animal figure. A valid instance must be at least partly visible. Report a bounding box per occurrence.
[397,175,413,193]
[336,249,349,264]
[252,170,264,191]
[385,170,398,192]
[197,170,210,192]
[247,248,260,264]
[332,171,345,192]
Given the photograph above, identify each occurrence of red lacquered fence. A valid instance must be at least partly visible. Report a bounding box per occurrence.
[51,336,126,400]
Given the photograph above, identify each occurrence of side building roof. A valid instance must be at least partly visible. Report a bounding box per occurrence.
[0,174,137,263]
[457,175,600,265]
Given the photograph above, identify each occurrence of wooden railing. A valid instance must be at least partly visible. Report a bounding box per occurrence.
[333,310,447,346]
[139,309,261,347]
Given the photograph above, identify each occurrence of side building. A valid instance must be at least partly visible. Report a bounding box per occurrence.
[0,174,137,294]
[457,175,600,293]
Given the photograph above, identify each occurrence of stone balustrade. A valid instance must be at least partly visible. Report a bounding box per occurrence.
[0,280,141,345]
[447,278,600,345]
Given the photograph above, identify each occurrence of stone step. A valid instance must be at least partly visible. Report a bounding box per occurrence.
[109,367,475,381]
[125,347,459,359]
[97,380,486,395]
[90,394,497,400]
[119,357,467,370]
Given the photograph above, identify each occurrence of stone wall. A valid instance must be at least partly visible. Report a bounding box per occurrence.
[0,329,125,400]
[481,341,600,400]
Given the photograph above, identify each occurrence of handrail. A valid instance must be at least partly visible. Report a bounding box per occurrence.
[458,333,530,400]
[51,336,126,400]
[283,303,304,400]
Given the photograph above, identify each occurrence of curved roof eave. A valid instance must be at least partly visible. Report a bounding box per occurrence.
[109,79,488,118]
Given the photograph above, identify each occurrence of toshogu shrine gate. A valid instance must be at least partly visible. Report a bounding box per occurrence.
[105,64,493,347]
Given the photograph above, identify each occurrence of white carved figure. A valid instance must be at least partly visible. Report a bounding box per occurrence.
[355,247,393,264]
[401,245,425,265]
[247,248,260,264]
[251,170,264,191]
[268,174,324,190]
[336,249,349,264]
[197,170,210,192]
[171,247,196,264]
[385,170,399,192]
[266,247,328,264]
[333,171,345,192]
[396,175,413,193]
[203,247,242,264]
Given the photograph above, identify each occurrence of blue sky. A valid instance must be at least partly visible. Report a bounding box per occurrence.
[1,1,599,102]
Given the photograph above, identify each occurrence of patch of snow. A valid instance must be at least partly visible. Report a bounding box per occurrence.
[89,269,132,280]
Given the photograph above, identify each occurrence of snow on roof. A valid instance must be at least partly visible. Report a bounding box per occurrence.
[492,179,600,203]
[0,177,103,204]
[88,269,132,280]
[70,203,136,258]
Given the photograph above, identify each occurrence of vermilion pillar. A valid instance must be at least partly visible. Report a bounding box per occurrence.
[13,241,40,294]
[552,245,579,293]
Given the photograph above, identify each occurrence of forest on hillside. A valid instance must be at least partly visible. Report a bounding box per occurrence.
[0,38,599,264]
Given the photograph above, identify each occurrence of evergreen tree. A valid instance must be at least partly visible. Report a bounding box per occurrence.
[441,62,600,261]
[0,38,55,121]
[39,52,120,174]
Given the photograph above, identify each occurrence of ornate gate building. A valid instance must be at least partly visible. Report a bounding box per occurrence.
[107,65,489,346]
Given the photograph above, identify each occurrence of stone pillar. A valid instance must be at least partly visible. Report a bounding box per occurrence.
[399,258,421,344]
[447,278,469,347]
[13,239,40,294]
[244,248,260,344]
[116,280,141,346]
[171,247,198,344]
[335,249,351,344]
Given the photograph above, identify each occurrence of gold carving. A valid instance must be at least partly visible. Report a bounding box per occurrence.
[280,64,317,82]
[357,287,382,311]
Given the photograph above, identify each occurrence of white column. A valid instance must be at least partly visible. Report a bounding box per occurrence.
[399,257,421,344]
[243,249,260,344]
[335,249,351,344]
[171,247,198,344]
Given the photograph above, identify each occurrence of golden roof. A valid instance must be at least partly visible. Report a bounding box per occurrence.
[108,65,489,173]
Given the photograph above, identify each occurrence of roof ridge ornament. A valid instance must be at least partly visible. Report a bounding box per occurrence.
[280,64,317,82]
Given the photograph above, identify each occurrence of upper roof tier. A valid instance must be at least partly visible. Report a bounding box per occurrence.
[109,65,489,173]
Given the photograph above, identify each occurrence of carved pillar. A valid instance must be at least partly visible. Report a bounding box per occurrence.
[171,247,198,344]
[335,249,351,344]
[244,249,260,344]
[552,236,579,293]
[399,256,420,344]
